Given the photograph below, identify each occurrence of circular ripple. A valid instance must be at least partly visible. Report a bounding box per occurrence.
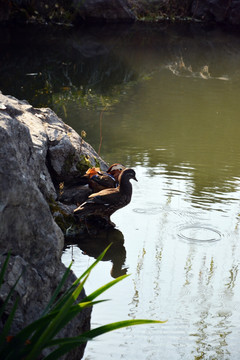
[178,225,221,243]
[133,207,162,215]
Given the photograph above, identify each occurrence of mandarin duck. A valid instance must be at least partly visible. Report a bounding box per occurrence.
[74,168,137,227]
[84,163,125,193]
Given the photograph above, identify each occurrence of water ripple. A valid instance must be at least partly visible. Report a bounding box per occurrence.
[177,225,222,243]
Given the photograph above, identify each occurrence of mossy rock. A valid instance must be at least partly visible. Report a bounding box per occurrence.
[62,152,93,177]
[76,155,93,174]
[48,199,76,232]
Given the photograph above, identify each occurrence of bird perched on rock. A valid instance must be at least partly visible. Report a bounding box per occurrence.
[74,168,137,227]
[83,163,125,193]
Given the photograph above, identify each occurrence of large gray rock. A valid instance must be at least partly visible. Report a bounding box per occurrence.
[0,93,107,359]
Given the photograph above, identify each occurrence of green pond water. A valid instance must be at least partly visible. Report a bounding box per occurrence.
[2,22,240,359]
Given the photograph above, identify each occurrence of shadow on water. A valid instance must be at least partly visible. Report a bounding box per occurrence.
[64,227,127,278]
[0,23,138,108]
[1,22,240,107]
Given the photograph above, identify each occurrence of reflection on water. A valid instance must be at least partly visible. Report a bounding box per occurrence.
[2,22,240,360]
[65,227,127,278]
[166,57,229,81]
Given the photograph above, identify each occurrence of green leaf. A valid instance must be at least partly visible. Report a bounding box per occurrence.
[0,270,22,321]
[0,244,166,360]
[43,319,166,360]
[43,299,107,342]
[0,297,19,352]
[23,273,89,360]
[82,274,129,303]
[0,312,58,360]
[52,245,111,313]
[0,253,10,288]
[41,262,73,316]
[83,319,167,338]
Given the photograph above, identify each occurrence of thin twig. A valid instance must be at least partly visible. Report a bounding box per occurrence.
[98,107,106,155]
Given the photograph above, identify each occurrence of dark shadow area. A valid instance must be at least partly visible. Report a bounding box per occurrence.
[1,22,240,108]
[0,23,138,108]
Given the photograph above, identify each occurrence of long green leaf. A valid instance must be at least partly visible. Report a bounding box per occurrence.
[43,319,166,360]
[53,244,112,312]
[0,297,19,351]
[24,273,89,360]
[41,262,73,316]
[76,244,112,282]
[24,246,112,360]
[0,273,22,320]
[21,246,112,356]
[43,299,108,343]
[5,299,102,360]
[44,299,109,346]
[11,248,109,359]
[17,300,106,360]
[80,319,167,339]
[0,253,10,288]
[0,312,58,360]
[0,244,166,360]
[82,274,129,303]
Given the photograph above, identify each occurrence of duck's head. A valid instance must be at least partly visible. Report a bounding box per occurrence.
[107,163,125,181]
[119,168,138,183]
[84,167,101,178]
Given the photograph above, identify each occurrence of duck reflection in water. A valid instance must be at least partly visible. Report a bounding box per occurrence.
[65,227,127,278]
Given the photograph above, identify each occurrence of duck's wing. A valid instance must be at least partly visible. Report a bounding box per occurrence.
[87,188,120,205]
[90,174,116,188]
[74,188,120,214]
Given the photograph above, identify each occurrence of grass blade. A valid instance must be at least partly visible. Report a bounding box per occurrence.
[0,273,22,320]
[77,244,111,281]
[0,253,10,288]
[43,319,166,360]
[41,262,73,316]
[52,245,111,312]
[44,299,108,343]
[0,297,19,351]
[82,274,129,303]
[80,319,167,339]
[0,312,58,360]
[23,273,89,360]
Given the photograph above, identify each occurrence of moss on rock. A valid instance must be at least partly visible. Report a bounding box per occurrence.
[48,199,76,232]
[76,155,93,174]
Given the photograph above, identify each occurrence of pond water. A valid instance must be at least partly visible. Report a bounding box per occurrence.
[2,22,240,360]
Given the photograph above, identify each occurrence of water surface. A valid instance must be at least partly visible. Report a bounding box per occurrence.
[2,22,240,360]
